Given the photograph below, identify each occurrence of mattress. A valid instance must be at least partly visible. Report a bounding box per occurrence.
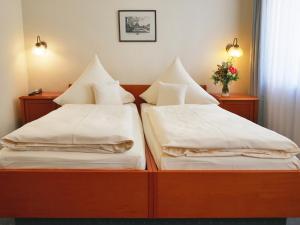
[142,103,300,170]
[0,104,145,170]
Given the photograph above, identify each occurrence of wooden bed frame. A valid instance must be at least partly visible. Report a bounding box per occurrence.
[0,85,299,219]
[148,157,300,218]
[137,85,300,218]
[133,85,300,218]
[0,150,153,218]
[0,85,154,218]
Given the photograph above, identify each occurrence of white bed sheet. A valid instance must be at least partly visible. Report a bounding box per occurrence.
[142,103,300,170]
[0,104,145,170]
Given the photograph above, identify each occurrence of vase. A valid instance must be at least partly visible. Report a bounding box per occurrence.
[221,82,230,96]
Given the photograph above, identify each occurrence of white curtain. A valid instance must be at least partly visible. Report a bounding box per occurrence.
[259,0,300,145]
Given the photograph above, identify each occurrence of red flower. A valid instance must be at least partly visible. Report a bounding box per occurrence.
[228,66,237,74]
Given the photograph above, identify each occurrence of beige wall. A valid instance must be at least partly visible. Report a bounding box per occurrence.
[22,0,252,93]
[0,0,28,137]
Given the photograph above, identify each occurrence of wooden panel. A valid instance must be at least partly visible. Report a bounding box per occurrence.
[154,170,300,218]
[0,169,149,218]
[220,101,254,122]
[19,98,26,124]
[147,143,300,218]
[0,149,155,218]
[24,100,58,123]
[211,93,259,123]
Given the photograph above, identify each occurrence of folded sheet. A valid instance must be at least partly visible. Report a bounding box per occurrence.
[145,104,300,159]
[2,104,135,153]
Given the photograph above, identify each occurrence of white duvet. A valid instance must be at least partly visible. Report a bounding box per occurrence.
[2,104,135,153]
[145,104,300,159]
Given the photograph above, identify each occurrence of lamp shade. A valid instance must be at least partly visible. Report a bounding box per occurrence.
[33,35,47,56]
[33,44,47,56]
[226,38,243,58]
[228,46,243,58]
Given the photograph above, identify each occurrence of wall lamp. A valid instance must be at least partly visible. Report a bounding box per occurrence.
[226,38,243,58]
[33,35,47,56]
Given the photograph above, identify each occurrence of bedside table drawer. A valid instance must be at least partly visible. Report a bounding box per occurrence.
[24,100,59,123]
[220,101,255,122]
[211,93,259,123]
[20,92,62,124]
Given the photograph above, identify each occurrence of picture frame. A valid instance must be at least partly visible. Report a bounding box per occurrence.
[118,10,157,42]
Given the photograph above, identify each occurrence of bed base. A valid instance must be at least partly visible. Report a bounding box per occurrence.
[0,85,152,218]
[147,153,300,218]
[0,149,154,218]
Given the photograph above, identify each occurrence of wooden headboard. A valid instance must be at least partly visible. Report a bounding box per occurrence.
[121,84,207,108]
[121,85,149,107]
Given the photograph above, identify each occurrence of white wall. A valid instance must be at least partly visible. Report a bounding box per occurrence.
[0,0,28,137]
[22,0,252,93]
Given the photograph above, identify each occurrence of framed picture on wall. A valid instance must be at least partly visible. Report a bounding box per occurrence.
[118,10,157,42]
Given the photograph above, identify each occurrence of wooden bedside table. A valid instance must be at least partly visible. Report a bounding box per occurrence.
[19,92,61,124]
[211,93,259,123]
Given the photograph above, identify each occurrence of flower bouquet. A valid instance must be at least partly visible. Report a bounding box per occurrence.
[211,60,239,96]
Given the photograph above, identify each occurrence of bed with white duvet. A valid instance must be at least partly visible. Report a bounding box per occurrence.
[0,103,145,169]
[142,103,300,170]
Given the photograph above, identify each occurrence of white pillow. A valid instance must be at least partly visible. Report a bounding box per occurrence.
[157,82,187,106]
[54,55,135,105]
[140,57,219,105]
[93,81,122,105]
